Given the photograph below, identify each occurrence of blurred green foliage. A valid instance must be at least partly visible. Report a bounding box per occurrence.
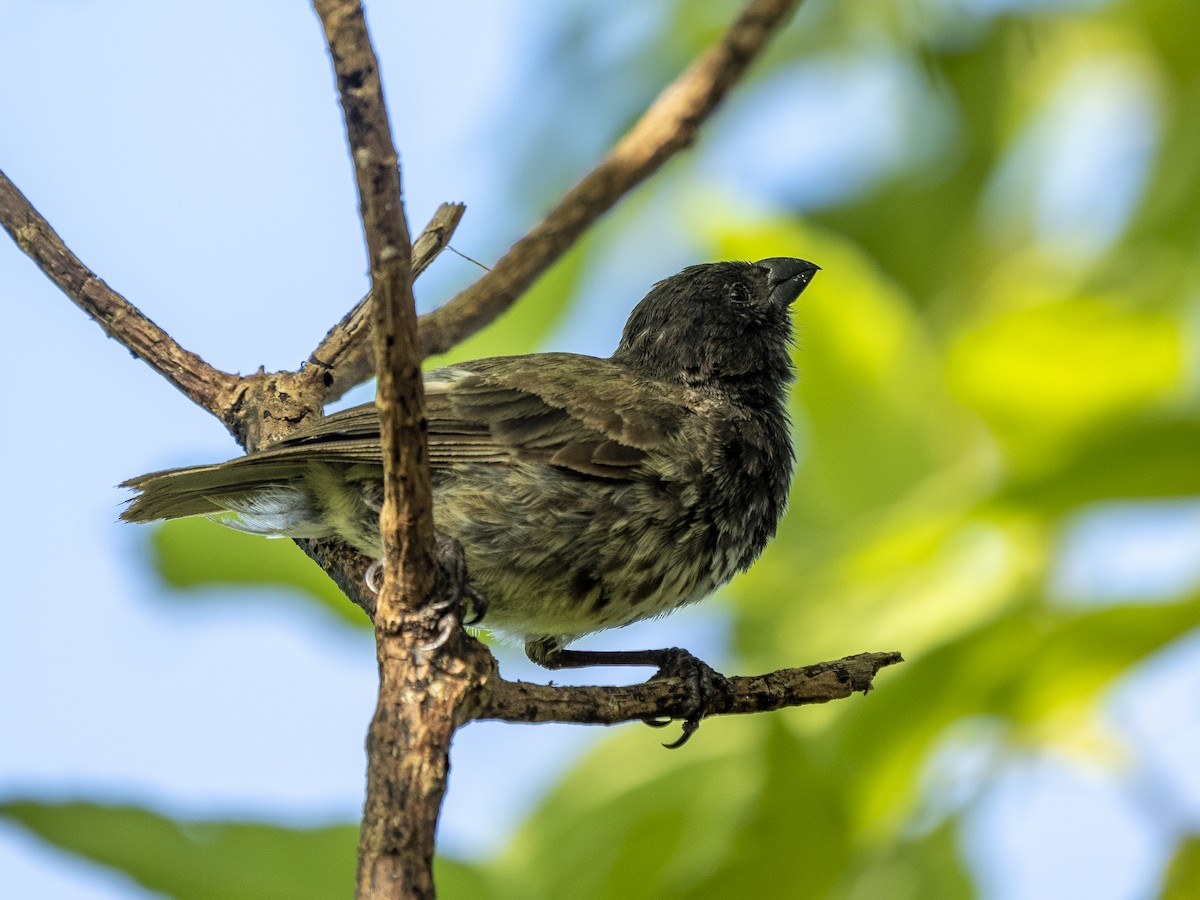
[1164,838,1200,900]
[0,801,358,900]
[7,0,1200,896]
[150,517,366,627]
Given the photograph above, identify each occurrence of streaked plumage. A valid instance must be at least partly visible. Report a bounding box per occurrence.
[121,258,818,665]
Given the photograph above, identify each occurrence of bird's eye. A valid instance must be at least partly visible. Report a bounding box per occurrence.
[728,282,751,304]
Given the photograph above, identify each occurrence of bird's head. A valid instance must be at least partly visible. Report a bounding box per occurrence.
[612,257,819,396]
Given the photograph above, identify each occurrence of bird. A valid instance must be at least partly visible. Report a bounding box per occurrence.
[121,257,818,711]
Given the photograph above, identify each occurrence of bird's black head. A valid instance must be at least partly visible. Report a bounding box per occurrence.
[611,258,819,397]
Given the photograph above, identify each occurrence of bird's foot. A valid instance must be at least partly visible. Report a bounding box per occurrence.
[362,533,487,652]
[527,642,731,748]
[429,532,488,625]
[362,535,486,623]
[644,648,733,748]
[420,532,488,652]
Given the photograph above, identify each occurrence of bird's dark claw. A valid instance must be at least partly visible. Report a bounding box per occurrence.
[362,535,487,649]
[419,533,489,653]
[646,648,732,749]
[433,531,488,625]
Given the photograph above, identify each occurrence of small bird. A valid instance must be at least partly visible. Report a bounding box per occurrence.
[122,258,817,704]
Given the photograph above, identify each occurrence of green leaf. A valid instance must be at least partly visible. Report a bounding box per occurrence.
[948,297,1184,475]
[0,801,358,900]
[1163,837,1200,900]
[149,518,368,628]
[691,722,854,900]
[833,594,1200,826]
[1,800,501,900]
[488,720,769,900]
[831,822,975,900]
[435,855,502,900]
[998,416,1200,513]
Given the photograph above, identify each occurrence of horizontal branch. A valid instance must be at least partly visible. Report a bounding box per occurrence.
[417,0,801,359]
[0,167,242,420]
[476,652,903,728]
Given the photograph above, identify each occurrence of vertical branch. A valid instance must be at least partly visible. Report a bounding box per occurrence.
[309,0,428,622]
[311,3,471,898]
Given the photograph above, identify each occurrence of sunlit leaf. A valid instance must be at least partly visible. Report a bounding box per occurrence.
[1163,836,1200,900]
[150,518,367,628]
[948,296,1183,474]
[0,801,358,900]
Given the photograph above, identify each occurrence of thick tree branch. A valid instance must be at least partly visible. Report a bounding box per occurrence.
[0,168,242,422]
[312,0,428,622]
[311,3,482,899]
[416,0,801,359]
[475,653,904,729]
[309,202,465,399]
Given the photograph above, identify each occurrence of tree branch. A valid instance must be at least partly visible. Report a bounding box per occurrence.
[309,201,465,399]
[311,4,482,899]
[311,0,427,620]
[476,653,904,729]
[0,167,242,423]
[416,0,801,359]
[4,3,899,898]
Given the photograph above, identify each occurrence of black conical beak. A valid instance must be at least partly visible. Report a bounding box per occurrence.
[757,257,820,308]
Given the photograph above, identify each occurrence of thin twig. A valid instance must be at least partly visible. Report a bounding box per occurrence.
[417,0,801,359]
[310,202,465,399]
[476,653,904,727]
[0,167,242,422]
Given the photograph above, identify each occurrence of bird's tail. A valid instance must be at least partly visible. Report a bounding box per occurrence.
[119,457,318,534]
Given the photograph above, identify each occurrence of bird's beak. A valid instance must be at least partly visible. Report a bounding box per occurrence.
[757,257,820,308]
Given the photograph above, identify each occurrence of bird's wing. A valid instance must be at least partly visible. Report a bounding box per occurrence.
[424,354,690,477]
[250,354,690,480]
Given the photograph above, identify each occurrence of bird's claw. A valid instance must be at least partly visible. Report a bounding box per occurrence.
[421,532,489,652]
[432,532,488,626]
[362,534,488,651]
[418,613,458,653]
[364,559,384,594]
[645,648,732,749]
[460,584,489,625]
